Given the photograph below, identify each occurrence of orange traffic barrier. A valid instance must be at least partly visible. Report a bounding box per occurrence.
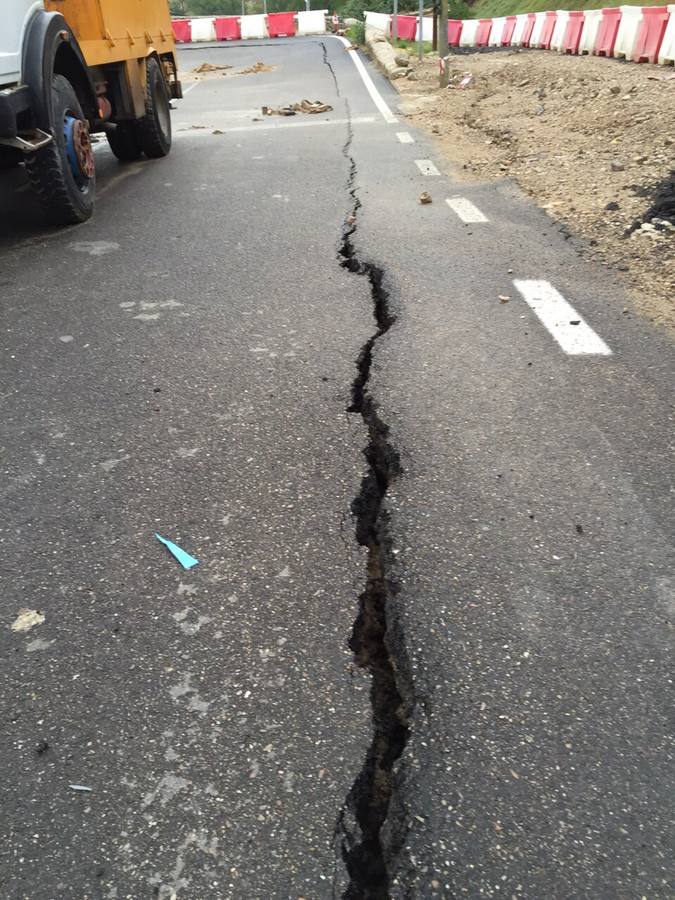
[502,15,517,45]
[448,18,463,45]
[538,10,557,49]
[476,18,493,46]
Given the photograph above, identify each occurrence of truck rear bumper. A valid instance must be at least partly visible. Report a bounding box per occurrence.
[0,85,32,140]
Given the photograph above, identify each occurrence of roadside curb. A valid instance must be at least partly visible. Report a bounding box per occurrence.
[365,27,409,79]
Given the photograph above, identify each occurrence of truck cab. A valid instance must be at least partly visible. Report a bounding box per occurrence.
[0,0,181,225]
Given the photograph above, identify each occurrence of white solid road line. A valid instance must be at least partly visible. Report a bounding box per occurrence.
[333,36,398,124]
[445,197,488,223]
[415,159,440,176]
[514,279,612,356]
[397,132,415,143]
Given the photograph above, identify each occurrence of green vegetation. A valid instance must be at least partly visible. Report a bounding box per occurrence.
[347,21,367,43]
[391,37,434,52]
[471,0,664,16]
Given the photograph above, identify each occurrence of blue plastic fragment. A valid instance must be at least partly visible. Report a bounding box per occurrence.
[155,533,199,570]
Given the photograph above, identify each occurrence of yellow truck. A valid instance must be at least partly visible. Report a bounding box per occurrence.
[0,0,182,224]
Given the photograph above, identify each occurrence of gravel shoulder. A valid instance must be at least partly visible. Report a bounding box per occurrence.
[394,48,675,333]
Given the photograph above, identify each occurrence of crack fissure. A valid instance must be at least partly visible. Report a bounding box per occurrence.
[335,103,413,900]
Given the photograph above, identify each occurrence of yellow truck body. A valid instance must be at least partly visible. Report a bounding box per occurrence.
[44,0,176,67]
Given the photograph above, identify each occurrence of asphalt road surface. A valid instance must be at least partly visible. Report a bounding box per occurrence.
[0,36,673,900]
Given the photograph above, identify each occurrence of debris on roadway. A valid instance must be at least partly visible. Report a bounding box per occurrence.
[192,62,232,75]
[155,533,199,570]
[11,609,45,633]
[238,61,275,75]
[396,49,675,332]
[262,100,333,116]
[419,191,432,204]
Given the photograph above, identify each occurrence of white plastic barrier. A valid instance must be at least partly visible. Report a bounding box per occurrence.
[459,18,480,47]
[240,13,268,38]
[489,17,507,46]
[297,9,328,33]
[417,15,434,41]
[529,11,548,47]
[364,11,391,33]
[511,13,530,46]
[658,4,675,64]
[578,8,602,54]
[550,10,569,51]
[613,5,643,59]
[190,17,216,42]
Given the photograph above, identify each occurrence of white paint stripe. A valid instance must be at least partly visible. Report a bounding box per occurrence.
[445,197,488,223]
[415,159,440,176]
[174,116,377,136]
[513,280,612,356]
[396,131,414,143]
[182,81,201,96]
[333,36,398,124]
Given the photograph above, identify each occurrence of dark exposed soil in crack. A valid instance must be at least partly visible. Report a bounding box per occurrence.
[334,103,413,899]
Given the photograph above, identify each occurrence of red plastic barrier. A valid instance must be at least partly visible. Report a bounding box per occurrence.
[267,11,296,37]
[476,18,493,46]
[214,16,241,40]
[502,15,517,45]
[562,10,584,53]
[594,7,621,56]
[392,15,417,40]
[172,19,192,42]
[522,13,536,46]
[538,11,557,49]
[448,18,463,45]
[633,6,669,62]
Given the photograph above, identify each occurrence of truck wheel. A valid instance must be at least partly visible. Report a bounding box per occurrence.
[107,123,142,161]
[25,74,95,225]
[136,57,172,159]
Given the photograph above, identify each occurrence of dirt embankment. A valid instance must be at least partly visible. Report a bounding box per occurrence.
[395,49,675,332]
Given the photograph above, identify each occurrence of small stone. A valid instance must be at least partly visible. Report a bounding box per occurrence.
[535,104,545,116]
[605,201,620,211]
[633,155,647,164]
[419,191,432,205]
[406,70,418,81]
[499,295,510,303]
[394,53,409,67]
[609,85,621,95]
[610,161,624,172]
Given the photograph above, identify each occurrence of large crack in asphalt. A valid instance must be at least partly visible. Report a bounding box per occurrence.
[330,89,414,898]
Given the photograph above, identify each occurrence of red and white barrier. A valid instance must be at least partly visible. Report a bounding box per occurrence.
[502,15,517,45]
[578,9,602,55]
[512,13,532,46]
[459,19,480,47]
[659,4,675,63]
[297,9,328,34]
[448,19,463,46]
[214,16,241,41]
[613,5,643,58]
[392,15,417,41]
[240,13,268,38]
[268,11,296,37]
[191,17,216,42]
[529,12,548,47]
[560,10,584,54]
[172,19,192,43]
[538,10,558,49]
[476,18,493,46]
[595,7,622,56]
[488,17,506,46]
[633,6,670,62]
[550,10,570,50]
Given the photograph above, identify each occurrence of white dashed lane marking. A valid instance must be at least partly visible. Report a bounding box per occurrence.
[414,159,440,176]
[397,132,415,143]
[445,197,488,223]
[513,280,612,356]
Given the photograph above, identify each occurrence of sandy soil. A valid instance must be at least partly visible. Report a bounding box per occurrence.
[395,48,675,332]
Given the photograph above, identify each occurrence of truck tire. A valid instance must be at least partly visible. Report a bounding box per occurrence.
[107,123,142,161]
[25,74,95,225]
[135,57,172,159]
